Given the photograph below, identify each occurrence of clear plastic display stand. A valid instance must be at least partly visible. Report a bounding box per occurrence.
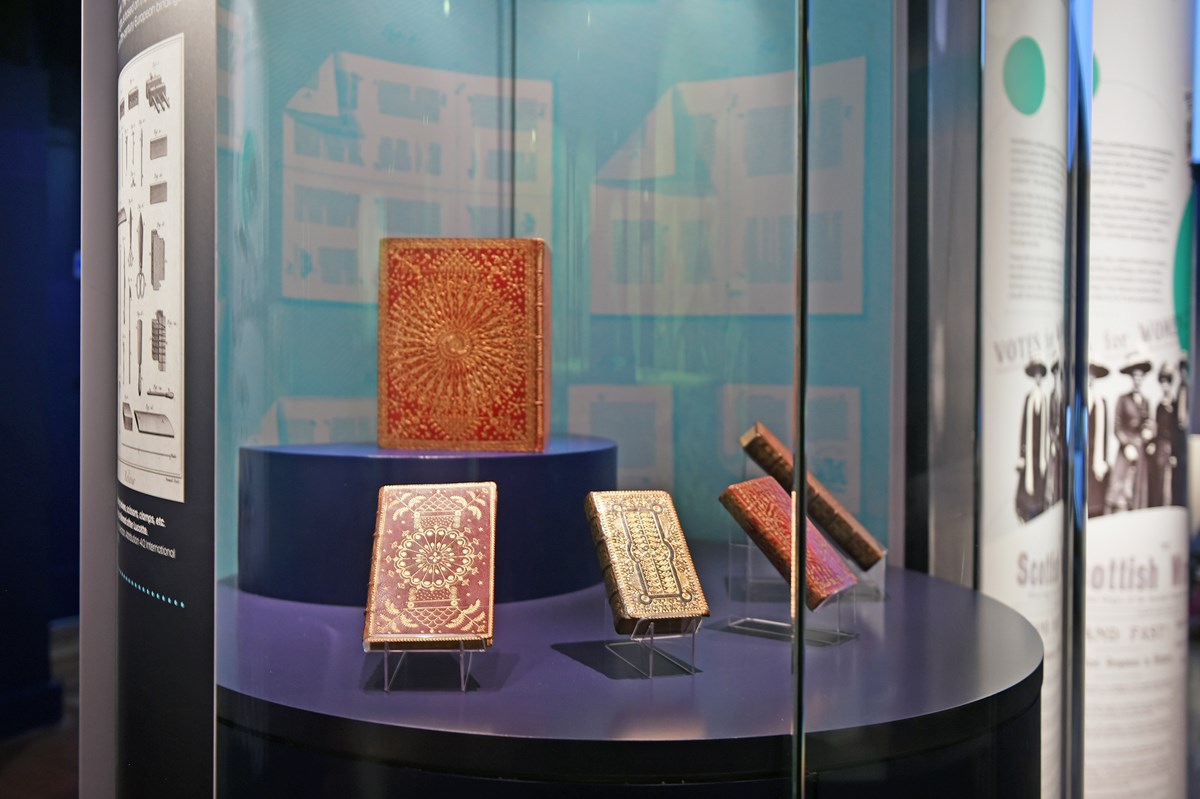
[845,557,887,602]
[804,595,856,647]
[604,617,701,678]
[725,527,792,640]
[380,641,479,693]
[725,522,858,647]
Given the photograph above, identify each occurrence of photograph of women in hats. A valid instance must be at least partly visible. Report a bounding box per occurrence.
[1046,360,1063,505]
[1104,356,1154,514]
[1016,358,1049,522]
[1148,363,1178,507]
[1174,358,1189,505]
[1087,362,1110,518]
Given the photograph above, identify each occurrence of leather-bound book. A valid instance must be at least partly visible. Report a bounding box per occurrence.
[806,471,885,569]
[719,476,857,610]
[739,422,793,488]
[739,421,886,570]
[584,490,710,635]
[378,238,550,451]
[364,482,496,651]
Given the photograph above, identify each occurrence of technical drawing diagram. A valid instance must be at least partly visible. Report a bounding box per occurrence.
[134,411,175,437]
[136,318,143,395]
[589,70,798,316]
[151,230,165,289]
[280,53,552,302]
[568,384,675,491]
[807,57,865,315]
[136,213,145,297]
[117,33,185,502]
[146,75,169,111]
[587,58,864,317]
[151,310,167,370]
[807,386,862,514]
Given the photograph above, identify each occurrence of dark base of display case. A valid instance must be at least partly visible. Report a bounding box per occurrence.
[219,702,1038,797]
[0,679,63,740]
[237,435,617,605]
[217,551,1042,794]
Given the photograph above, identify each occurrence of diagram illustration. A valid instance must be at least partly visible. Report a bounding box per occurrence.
[151,310,167,370]
[136,214,145,297]
[146,75,169,111]
[151,230,165,289]
[117,34,186,503]
[134,410,175,438]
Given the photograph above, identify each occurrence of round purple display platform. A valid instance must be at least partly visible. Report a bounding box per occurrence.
[217,544,1042,793]
[237,435,617,605]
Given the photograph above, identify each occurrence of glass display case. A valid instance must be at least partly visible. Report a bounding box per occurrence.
[85,0,1200,796]
[214,1,805,794]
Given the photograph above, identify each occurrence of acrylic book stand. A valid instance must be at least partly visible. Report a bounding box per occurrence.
[596,590,702,677]
[725,517,857,647]
[380,641,482,693]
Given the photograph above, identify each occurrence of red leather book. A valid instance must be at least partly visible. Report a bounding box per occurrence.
[719,476,857,610]
[364,482,496,650]
[739,421,886,569]
[378,238,549,451]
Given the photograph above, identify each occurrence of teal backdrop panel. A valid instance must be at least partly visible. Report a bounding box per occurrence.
[216,1,894,577]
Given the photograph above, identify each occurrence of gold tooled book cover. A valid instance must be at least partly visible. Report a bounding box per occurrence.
[584,490,709,635]
[363,482,496,651]
[718,476,857,610]
[378,238,549,451]
[740,420,886,570]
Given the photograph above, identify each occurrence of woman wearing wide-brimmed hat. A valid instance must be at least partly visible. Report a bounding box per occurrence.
[1175,358,1190,505]
[1087,362,1111,517]
[1149,363,1178,507]
[1046,360,1064,506]
[1016,358,1048,522]
[1106,356,1154,513]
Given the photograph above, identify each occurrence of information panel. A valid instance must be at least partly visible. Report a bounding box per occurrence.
[115,1,216,796]
[977,4,1068,797]
[1085,2,1192,796]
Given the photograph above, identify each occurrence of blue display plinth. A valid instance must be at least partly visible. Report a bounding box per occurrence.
[237,435,617,605]
[217,549,1043,794]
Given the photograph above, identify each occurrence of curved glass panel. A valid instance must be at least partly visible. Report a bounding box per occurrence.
[215,1,800,792]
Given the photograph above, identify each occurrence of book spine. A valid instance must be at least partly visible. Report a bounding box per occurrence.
[362,486,388,651]
[535,241,549,451]
[584,495,630,633]
[377,239,392,448]
[740,427,794,489]
[806,472,886,570]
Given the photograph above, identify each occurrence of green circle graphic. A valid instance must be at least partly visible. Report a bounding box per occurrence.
[1174,194,1194,353]
[1093,55,1100,97]
[1004,36,1045,115]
